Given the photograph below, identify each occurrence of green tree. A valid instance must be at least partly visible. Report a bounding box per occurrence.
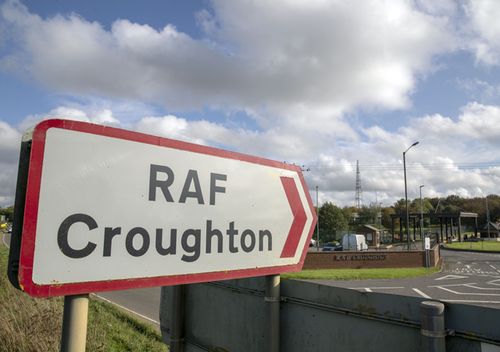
[318,202,348,243]
[356,205,380,225]
[381,207,395,228]
[0,206,14,221]
[341,206,357,224]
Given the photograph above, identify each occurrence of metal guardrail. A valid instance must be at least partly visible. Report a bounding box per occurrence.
[161,277,500,352]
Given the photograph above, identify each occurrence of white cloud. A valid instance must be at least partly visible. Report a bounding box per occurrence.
[18,106,120,132]
[0,121,21,206]
[0,100,500,207]
[304,102,500,206]
[465,0,500,65]
[0,0,455,131]
[1,1,499,208]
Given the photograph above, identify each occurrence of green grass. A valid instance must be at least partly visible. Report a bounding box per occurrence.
[0,241,168,351]
[282,267,439,280]
[444,241,500,252]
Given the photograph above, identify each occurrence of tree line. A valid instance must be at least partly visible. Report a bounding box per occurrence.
[0,206,13,222]
[316,194,500,243]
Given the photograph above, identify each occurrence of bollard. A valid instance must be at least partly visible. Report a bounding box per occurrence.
[420,301,446,352]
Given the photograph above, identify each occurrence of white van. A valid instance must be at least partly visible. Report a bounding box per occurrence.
[342,234,368,251]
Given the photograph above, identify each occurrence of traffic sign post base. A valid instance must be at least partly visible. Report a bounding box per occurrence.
[60,294,89,352]
[265,275,280,352]
[170,285,186,352]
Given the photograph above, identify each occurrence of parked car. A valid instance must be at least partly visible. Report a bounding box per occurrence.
[342,234,368,251]
[322,242,343,251]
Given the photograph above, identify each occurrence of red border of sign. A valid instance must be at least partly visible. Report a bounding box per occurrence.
[18,119,317,297]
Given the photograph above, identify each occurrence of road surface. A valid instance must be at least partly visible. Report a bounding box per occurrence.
[96,288,161,326]
[317,249,500,308]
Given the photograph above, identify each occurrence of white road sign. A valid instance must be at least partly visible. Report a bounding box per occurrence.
[15,119,317,297]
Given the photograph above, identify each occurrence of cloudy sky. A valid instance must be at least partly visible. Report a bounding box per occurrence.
[1,0,500,208]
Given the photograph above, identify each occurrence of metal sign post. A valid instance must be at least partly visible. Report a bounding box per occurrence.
[265,274,281,352]
[170,285,186,352]
[60,294,89,352]
[424,236,430,267]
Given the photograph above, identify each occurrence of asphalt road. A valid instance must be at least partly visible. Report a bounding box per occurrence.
[96,287,161,326]
[316,249,500,308]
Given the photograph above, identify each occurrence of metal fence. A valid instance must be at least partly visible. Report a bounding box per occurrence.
[160,277,500,352]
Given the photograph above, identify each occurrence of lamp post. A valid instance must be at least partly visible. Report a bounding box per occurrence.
[316,186,320,251]
[486,195,491,238]
[404,141,419,251]
[419,185,424,243]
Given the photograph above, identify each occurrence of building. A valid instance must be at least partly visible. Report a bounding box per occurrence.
[355,224,382,247]
[480,222,500,238]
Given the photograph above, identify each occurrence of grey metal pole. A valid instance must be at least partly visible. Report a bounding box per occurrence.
[420,301,446,352]
[316,185,319,251]
[265,274,280,352]
[170,285,186,352]
[60,294,89,352]
[420,185,424,244]
[486,196,491,238]
[404,151,409,251]
[404,141,419,251]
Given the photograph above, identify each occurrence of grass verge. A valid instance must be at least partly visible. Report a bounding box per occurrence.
[444,241,500,252]
[282,266,439,280]
[0,243,167,352]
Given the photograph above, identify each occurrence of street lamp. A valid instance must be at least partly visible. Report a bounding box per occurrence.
[316,185,320,251]
[486,195,491,238]
[419,185,424,242]
[404,141,419,251]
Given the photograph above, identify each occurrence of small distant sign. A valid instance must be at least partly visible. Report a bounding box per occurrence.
[11,119,317,297]
[424,237,430,250]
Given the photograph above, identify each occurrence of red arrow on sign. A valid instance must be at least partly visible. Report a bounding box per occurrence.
[280,176,307,258]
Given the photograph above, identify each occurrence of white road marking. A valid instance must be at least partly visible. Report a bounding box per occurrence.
[364,288,372,292]
[434,274,468,280]
[490,264,498,270]
[441,299,500,304]
[464,284,500,291]
[412,288,431,299]
[429,282,477,287]
[2,233,9,249]
[348,286,404,290]
[489,279,500,286]
[436,286,500,296]
[92,294,160,326]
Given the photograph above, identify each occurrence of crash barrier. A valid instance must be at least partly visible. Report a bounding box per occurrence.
[160,277,499,352]
[303,244,440,269]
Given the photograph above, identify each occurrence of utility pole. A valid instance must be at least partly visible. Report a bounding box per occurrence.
[355,160,362,209]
